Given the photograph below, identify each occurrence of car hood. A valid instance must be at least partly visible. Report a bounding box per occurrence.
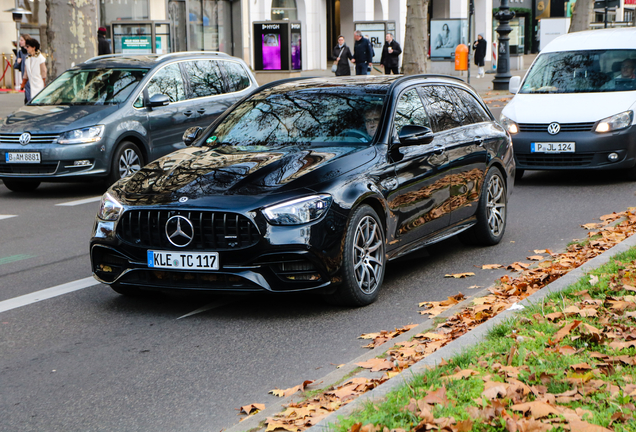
[0,104,119,133]
[502,92,636,124]
[115,144,376,206]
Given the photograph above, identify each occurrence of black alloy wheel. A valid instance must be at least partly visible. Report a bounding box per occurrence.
[459,167,507,246]
[2,179,41,192]
[328,205,386,306]
[107,141,144,185]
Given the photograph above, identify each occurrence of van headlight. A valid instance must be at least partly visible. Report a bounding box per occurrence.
[98,192,123,221]
[499,115,519,134]
[263,195,332,225]
[58,125,105,144]
[595,111,633,133]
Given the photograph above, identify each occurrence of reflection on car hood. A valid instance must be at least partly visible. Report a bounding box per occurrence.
[503,92,636,124]
[117,144,376,206]
[1,104,119,133]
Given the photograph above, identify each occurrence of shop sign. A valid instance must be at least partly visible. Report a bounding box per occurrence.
[122,36,153,54]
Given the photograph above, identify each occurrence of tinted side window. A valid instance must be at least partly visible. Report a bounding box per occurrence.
[418,86,462,132]
[447,87,474,125]
[146,63,186,103]
[222,61,251,93]
[452,87,491,123]
[184,60,225,98]
[394,89,431,135]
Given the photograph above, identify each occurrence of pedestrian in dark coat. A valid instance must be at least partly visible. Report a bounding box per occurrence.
[380,33,402,74]
[351,31,374,75]
[332,36,353,76]
[473,34,487,78]
[98,27,111,56]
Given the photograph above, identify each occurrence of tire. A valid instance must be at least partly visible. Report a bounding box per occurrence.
[327,205,386,307]
[514,168,524,182]
[2,179,40,192]
[459,167,507,246]
[107,141,144,185]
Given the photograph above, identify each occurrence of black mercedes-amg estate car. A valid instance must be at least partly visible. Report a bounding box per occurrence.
[90,75,515,306]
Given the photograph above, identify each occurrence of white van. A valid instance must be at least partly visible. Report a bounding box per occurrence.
[500,28,636,180]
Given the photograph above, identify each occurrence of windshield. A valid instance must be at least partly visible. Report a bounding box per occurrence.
[30,68,148,105]
[520,49,636,94]
[209,90,386,147]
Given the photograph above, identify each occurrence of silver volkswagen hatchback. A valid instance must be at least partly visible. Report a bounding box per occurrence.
[0,52,257,192]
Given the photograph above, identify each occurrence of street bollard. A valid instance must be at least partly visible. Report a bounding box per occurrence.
[1,53,6,89]
[10,53,15,91]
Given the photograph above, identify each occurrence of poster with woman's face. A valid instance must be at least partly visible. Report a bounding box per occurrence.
[430,20,462,59]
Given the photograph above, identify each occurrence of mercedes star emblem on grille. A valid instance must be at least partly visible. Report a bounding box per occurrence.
[547,122,561,135]
[165,215,194,247]
[19,132,31,145]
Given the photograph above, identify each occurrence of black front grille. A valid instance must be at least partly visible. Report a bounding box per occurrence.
[517,153,595,167]
[0,162,58,174]
[0,133,60,145]
[119,270,260,291]
[518,122,595,133]
[117,210,260,250]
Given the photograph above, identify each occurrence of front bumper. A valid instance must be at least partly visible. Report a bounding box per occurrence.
[89,208,348,294]
[511,125,636,171]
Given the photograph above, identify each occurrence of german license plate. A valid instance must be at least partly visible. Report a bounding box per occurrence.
[530,142,575,153]
[6,152,41,163]
[147,250,219,271]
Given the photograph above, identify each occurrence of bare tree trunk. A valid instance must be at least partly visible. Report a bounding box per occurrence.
[402,0,429,75]
[569,0,594,33]
[45,0,98,81]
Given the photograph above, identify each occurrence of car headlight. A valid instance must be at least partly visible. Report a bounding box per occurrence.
[499,115,519,134]
[98,192,123,221]
[595,111,633,133]
[262,194,332,225]
[58,125,105,144]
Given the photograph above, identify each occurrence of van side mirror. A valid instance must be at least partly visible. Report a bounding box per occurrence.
[397,125,434,147]
[509,76,521,94]
[148,94,170,108]
[182,126,203,146]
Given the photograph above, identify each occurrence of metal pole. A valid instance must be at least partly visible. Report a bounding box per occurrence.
[2,53,6,89]
[492,0,515,90]
[467,0,472,84]
[10,53,15,90]
[604,5,608,28]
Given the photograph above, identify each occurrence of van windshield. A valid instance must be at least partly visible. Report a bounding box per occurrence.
[520,49,636,94]
[30,68,148,106]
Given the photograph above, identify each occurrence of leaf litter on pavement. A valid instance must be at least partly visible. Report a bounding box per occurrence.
[239,209,636,430]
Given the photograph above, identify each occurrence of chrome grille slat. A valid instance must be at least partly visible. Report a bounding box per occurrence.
[118,210,259,250]
[0,133,60,145]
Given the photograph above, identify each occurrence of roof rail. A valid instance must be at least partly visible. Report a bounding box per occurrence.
[154,51,228,61]
[84,53,133,63]
[388,73,466,92]
[254,76,311,92]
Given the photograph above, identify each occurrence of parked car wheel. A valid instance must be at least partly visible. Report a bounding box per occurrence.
[2,179,41,192]
[459,167,507,246]
[328,205,386,307]
[108,141,144,185]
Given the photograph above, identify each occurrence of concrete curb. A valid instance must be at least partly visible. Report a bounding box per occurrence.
[304,232,636,432]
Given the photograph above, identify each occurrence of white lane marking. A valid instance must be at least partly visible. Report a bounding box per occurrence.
[0,277,99,314]
[177,299,235,320]
[0,215,17,220]
[55,196,102,207]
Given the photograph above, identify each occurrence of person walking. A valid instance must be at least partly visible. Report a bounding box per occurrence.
[351,30,373,76]
[380,33,402,74]
[14,34,33,103]
[332,35,352,76]
[473,34,487,78]
[98,27,111,55]
[20,38,47,102]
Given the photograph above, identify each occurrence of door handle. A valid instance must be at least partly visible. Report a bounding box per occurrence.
[433,144,445,155]
[183,110,193,117]
[197,108,206,114]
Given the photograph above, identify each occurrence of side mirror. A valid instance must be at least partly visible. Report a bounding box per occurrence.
[182,126,203,146]
[397,125,434,147]
[509,76,521,94]
[148,94,170,108]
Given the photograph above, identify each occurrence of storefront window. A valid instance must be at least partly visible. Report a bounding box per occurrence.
[100,0,150,35]
[271,0,297,21]
[188,0,233,54]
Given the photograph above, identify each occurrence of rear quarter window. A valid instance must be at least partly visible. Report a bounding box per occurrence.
[222,61,251,93]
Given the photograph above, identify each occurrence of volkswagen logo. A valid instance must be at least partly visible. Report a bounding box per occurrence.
[165,215,194,248]
[547,122,561,135]
[19,132,31,145]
